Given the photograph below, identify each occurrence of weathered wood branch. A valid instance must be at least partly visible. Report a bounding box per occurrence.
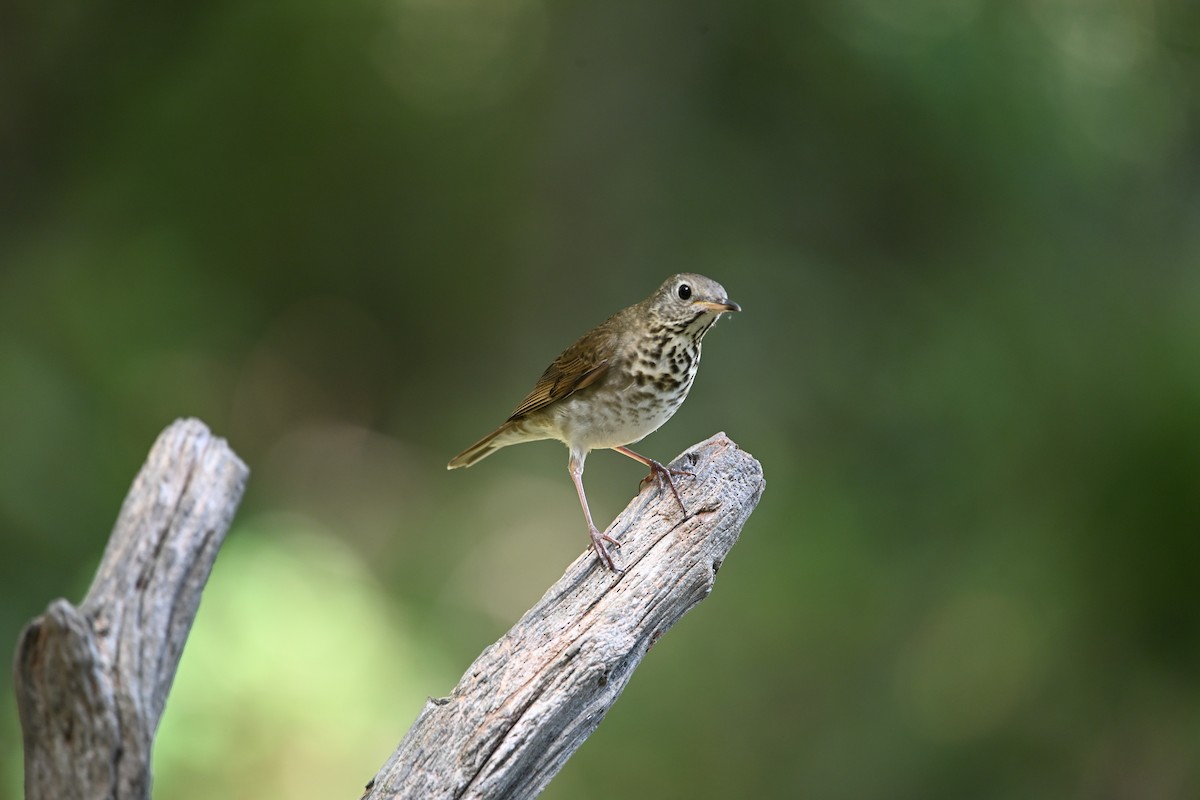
[12,424,761,800]
[365,432,765,800]
[13,419,249,800]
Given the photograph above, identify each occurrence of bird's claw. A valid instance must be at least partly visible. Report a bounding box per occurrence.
[589,526,623,573]
[638,458,693,515]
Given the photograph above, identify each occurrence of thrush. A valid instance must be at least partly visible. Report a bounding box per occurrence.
[447,273,740,571]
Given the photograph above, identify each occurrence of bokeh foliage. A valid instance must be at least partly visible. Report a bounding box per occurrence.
[3,1,1199,797]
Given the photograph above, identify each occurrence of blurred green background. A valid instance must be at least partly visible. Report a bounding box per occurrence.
[3,0,1199,797]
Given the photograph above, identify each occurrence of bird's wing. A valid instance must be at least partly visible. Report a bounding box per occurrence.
[507,342,610,421]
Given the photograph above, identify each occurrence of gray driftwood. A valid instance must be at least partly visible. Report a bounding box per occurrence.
[13,419,249,800]
[364,431,765,800]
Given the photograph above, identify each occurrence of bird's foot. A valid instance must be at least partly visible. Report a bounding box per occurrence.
[589,526,623,573]
[638,458,694,515]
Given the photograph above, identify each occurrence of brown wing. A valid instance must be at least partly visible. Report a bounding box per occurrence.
[507,341,610,421]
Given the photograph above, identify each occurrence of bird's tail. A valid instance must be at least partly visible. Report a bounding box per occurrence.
[447,421,530,469]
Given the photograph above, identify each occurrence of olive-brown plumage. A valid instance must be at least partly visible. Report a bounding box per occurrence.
[448,273,740,570]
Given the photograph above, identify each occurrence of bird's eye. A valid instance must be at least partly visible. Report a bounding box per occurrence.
[677,283,692,300]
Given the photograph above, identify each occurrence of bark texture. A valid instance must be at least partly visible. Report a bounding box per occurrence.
[13,419,249,800]
[12,424,762,800]
[365,431,765,800]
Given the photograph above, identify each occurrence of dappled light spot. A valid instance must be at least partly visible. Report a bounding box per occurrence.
[153,516,452,800]
[374,0,547,114]
[1032,0,1153,85]
[818,0,983,53]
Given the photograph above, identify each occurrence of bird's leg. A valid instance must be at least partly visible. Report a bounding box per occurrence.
[610,445,692,516]
[568,451,622,572]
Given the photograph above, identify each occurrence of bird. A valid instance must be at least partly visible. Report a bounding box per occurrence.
[447,273,740,571]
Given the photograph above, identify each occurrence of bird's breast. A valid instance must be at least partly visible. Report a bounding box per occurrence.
[554,332,700,451]
[550,382,689,452]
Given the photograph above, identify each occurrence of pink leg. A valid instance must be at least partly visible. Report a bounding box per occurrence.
[569,451,622,572]
[610,445,692,515]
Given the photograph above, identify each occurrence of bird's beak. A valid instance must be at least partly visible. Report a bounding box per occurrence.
[695,299,742,313]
